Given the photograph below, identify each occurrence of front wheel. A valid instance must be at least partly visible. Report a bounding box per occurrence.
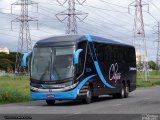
[124,83,129,98]
[46,100,55,105]
[82,86,92,104]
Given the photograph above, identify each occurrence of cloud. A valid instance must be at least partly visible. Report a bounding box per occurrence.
[0,0,159,61]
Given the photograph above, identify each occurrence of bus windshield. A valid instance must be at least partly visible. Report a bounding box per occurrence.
[31,46,75,81]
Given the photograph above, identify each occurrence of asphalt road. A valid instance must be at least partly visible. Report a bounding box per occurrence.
[0,86,160,115]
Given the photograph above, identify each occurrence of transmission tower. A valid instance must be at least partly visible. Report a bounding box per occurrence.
[56,0,88,34]
[11,0,38,74]
[154,22,160,70]
[128,0,149,81]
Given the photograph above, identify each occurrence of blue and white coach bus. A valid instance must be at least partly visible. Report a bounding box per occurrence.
[29,35,136,105]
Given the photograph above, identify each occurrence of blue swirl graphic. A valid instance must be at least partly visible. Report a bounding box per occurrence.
[85,34,115,89]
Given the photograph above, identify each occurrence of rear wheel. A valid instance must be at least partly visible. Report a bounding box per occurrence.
[46,100,55,105]
[82,86,92,104]
[119,83,125,98]
[124,82,129,98]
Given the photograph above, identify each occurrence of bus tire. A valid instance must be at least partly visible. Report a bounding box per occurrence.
[115,83,125,98]
[82,86,92,104]
[124,82,129,98]
[46,100,55,105]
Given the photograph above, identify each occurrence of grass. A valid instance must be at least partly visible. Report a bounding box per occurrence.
[137,71,160,87]
[0,71,160,104]
[0,75,30,104]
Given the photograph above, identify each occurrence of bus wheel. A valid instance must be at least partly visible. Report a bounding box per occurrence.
[46,100,55,105]
[124,83,129,98]
[82,86,92,104]
[115,83,125,98]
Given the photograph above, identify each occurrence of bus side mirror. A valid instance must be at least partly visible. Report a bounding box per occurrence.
[21,51,32,67]
[74,49,83,64]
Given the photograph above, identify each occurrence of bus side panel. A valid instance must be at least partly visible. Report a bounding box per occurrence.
[78,40,137,97]
[90,42,120,95]
[85,42,103,96]
[95,43,121,95]
[93,42,137,95]
[128,47,137,92]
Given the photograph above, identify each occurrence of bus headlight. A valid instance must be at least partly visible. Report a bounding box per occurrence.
[66,82,79,89]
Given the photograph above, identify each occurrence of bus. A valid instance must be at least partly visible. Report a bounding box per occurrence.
[29,34,136,105]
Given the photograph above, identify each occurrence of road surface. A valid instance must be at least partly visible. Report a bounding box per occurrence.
[0,86,160,115]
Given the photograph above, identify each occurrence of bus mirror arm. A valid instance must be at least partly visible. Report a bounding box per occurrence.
[74,49,83,64]
[21,51,32,67]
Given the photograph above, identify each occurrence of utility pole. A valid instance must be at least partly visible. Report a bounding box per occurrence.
[154,22,160,70]
[56,0,88,34]
[128,0,149,81]
[11,0,38,75]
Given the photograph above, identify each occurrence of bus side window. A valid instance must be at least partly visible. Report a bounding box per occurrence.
[124,47,131,63]
[129,48,135,63]
[105,45,112,63]
[119,47,125,63]
[111,46,117,62]
[105,46,109,62]
[122,47,128,63]
[114,46,119,62]
[95,43,104,62]
[87,46,92,63]
[75,42,86,77]
[128,47,133,63]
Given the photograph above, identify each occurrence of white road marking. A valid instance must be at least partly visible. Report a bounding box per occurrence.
[112,104,122,106]
[145,98,151,100]
[73,112,82,114]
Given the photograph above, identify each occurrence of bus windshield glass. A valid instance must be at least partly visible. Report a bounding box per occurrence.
[31,46,75,81]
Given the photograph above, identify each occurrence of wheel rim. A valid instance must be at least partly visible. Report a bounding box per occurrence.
[126,86,129,94]
[121,87,125,97]
[87,90,91,99]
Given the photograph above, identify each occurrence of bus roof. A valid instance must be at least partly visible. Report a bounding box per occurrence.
[36,34,134,48]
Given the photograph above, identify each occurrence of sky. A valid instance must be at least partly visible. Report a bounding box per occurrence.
[0,0,160,61]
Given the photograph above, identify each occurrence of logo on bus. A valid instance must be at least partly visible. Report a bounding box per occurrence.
[109,63,121,84]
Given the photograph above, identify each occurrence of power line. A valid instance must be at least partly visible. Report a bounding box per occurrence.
[82,4,134,32]
[81,4,129,13]
[0,32,17,38]
[148,0,160,12]
[98,0,129,9]
[83,20,133,37]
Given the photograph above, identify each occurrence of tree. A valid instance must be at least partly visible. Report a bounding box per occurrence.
[0,58,13,72]
[0,52,16,72]
[148,61,158,70]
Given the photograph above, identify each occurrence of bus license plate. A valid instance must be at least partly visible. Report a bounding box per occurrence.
[47,94,55,98]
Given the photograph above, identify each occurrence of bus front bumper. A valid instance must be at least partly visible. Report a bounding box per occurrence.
[31,90,79,100]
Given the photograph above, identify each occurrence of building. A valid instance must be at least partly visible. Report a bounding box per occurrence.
[0,47,10,54]
[136,52,145,64]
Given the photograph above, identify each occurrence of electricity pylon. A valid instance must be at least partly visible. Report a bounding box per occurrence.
[11,0,38,75]
[128,0,149,81]
[154,22,160,70]
[56,0,88,34]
